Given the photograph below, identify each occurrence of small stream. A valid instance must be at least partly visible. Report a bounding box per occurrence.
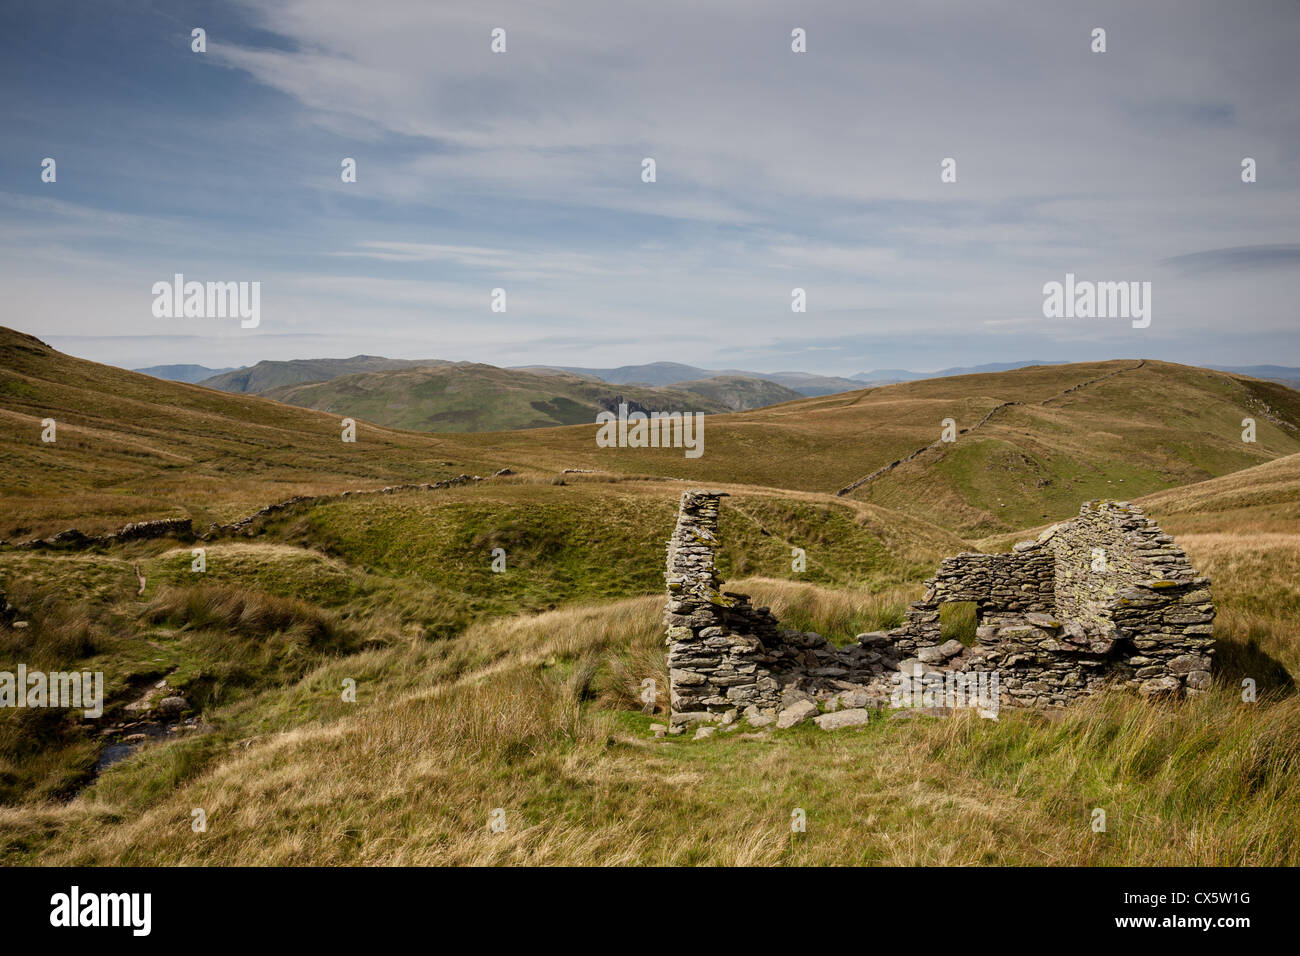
[96,724,168,771]
[94,718,200,771]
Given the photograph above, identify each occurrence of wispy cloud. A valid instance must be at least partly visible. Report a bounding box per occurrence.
[1,0,1298,372]
[1160,244,1300,274]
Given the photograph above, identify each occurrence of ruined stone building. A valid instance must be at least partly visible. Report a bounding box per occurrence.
[663,491,1214,729]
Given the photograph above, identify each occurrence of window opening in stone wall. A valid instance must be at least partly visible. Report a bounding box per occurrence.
[940,601,979,647]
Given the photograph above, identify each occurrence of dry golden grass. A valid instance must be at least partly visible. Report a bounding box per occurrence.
[1174,533,1300,684]
[734,576,913,641]
[1142,452,1300,536]
[5,579,1297,867]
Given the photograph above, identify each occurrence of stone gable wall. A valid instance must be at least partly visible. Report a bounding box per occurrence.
[1047,501,1195,630]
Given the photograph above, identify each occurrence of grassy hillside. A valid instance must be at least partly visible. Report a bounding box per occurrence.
[0,328,504,539]
[447,360,1300,535]
[9,333,1295,540]
[854,361,1300,535]
[1139,451,1300,535]
[260,364,738,432]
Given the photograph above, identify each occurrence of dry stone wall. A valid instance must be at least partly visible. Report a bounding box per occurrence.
[888,549,1055,655]
[2,474,494,550]
[883,500,1214,706]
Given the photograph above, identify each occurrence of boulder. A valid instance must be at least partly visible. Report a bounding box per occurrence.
[669,711,717,728]
[857,631,890,646]
[156,696,189,717]
[1138,675,1182,698]
[839,689,877,709]
[813,708,872,730]
[775,699,820,729]
[780,687,814,709]
[916,645,946,664]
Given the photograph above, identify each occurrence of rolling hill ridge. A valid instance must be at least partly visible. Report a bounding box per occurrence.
[5,327,1300,540]
[199,356,451,393]
[447,359,1300,535]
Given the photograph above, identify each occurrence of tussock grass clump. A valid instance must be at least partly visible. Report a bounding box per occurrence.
[142,585,336,643]
[917,689,1300,865]
[139,585,364,708]
[397,670,605,763]
[0,601,98,665]
[939,601,978,646]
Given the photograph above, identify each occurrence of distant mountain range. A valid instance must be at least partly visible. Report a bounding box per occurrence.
[134,363,241,384]
[851,360,1069,384]
[127,356,1300,434]
[518,362,866,396]
[254,363,802,432]
[519,359,1084,393]
[136,355,802,432]
[135,356,1300,394]
[196,356,450,394]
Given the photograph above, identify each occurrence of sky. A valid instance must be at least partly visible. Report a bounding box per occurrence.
[1,0,1298,376]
